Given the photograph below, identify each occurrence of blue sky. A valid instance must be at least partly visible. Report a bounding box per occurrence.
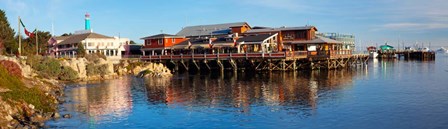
[1,0,448,47]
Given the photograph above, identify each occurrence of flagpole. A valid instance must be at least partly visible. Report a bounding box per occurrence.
[36,29,38,55]
[18,16,21,56]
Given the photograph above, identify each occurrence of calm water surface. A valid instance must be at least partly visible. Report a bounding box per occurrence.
[47,56,448,129]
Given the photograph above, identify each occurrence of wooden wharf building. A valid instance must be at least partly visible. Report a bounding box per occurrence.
[140,22,368,72]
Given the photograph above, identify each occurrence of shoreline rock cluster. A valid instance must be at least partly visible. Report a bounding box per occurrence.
[0,55,172,128]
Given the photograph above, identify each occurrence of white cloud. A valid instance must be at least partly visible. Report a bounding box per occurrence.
[377,0,448,31]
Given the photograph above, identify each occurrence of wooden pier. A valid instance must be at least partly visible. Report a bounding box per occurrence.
[378,50,435,60]
[139,50,369,72]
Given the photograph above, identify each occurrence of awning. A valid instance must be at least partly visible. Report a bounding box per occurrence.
[190,44,211,49]
[171,45,190,50]
[213,43,235,48]
[141,47,169,51]
[239,41,263,45]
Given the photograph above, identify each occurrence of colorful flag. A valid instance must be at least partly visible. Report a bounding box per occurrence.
[20,19,35,38]
[48,37,57,46]
[208,38,213,48]
[233,39,237,47]
[24,28,35,38]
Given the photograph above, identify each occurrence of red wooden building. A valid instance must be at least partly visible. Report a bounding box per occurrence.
[141,34,187,56]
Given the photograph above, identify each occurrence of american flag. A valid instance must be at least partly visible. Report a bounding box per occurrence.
[48,37,57,46]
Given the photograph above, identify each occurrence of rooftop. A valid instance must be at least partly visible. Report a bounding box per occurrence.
[141,34,185,40]
[284,36,342,44]
[245,26,317,33]
[237,33,277,43]
[57,32,114,45]
[176,22,248,37]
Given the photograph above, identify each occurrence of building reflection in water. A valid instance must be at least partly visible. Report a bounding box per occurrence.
[145,69,362,117]
[66,77,133,124]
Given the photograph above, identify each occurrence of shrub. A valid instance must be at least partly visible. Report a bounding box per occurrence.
[85,53,106,62]
[0,65,54,112]
[0,60,22,77]
[26,55,42,68]
[34,57,62,79]
[59,66,78,81]
[86,63,109,76]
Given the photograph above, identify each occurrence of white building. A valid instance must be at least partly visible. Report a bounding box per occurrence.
[47,13,130,63]
[48,30,129,61]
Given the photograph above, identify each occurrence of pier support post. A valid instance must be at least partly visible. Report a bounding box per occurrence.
[180,60,188,71]
[217,60,224,72]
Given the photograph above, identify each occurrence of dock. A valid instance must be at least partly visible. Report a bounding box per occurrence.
[378,50,435,60]
[139,50,369,72]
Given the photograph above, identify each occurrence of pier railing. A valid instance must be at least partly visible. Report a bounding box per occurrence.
[141,51,308,61]
[307,50,353,59]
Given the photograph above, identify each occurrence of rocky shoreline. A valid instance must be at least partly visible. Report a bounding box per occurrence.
[0,55,172,128]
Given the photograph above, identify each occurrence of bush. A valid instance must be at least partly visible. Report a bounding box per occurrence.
[26,55,42,67]
[59,66,78,81]
[33,57,62,79]
[0,60,22,77]
[0,65,54,112]
[85,53,106,62]
[86,63,109,76]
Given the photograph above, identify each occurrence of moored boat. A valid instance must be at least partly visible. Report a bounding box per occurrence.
[367,46,378,58]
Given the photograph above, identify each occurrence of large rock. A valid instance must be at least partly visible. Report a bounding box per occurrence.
[132,63,172,78]
[61,58,88,80]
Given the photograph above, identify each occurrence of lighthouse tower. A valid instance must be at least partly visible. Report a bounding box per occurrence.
[85,12,91,30]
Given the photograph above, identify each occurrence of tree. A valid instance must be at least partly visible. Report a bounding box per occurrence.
[61,33,72,36]
[130,40,137,44]
[20,30,52,56]
[0,9,16,55]
[76,43,86,58]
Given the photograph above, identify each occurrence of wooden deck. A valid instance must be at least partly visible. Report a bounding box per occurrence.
[135,50,368,72]
[140,51,308,61]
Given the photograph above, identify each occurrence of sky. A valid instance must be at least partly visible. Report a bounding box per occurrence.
[1,0,448,48]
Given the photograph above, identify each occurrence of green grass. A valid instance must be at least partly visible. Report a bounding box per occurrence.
[0,65,55,113]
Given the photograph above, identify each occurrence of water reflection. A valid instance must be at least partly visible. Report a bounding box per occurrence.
[145,70,361,116]
[66,77,133,123]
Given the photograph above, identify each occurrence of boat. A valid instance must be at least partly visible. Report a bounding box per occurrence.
[418,47,430,52]
[436,47,447,54]
[367,46,378,58]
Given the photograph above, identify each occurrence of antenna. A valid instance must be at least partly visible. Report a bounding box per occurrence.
[51,20,55,36]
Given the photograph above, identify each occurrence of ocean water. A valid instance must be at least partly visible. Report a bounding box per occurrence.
[47,55,448,129]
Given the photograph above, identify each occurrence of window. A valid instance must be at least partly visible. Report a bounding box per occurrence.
[172,38,175,43]
[296,31,307,39]
[88,42,94,46]
[158,39,163,45]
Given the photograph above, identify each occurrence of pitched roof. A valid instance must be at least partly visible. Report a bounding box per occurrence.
[245,26,317,33]
[57,32,114,45]
[237,33,277,43]
[53,36,71,41]
[284,36,342,44]
[176,22,248,37]
[140,34,185,40]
